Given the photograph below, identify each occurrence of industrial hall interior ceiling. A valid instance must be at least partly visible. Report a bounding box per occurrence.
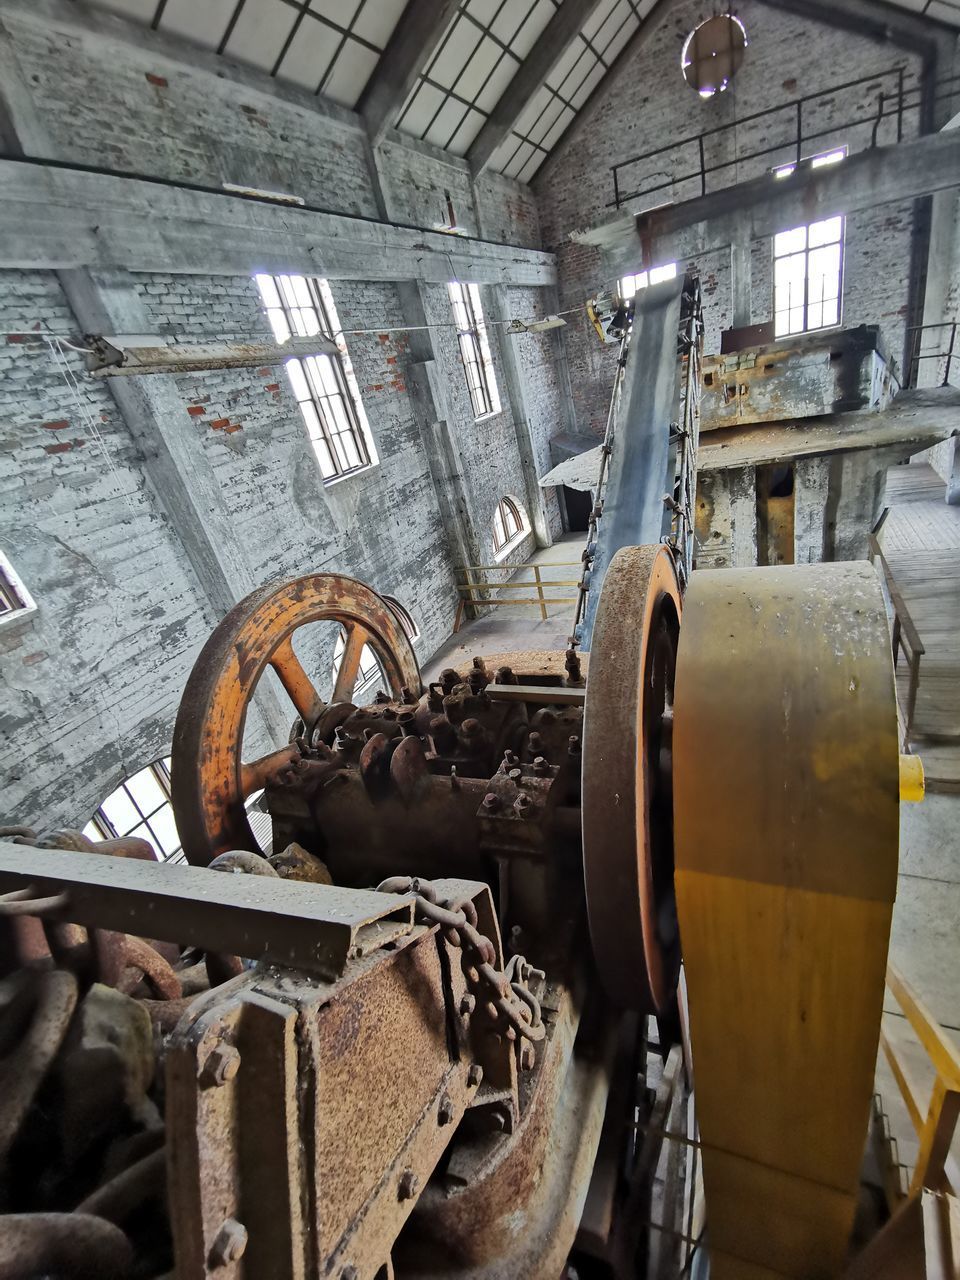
[0,0,959,1276]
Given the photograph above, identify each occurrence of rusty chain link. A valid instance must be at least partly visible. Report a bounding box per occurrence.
[376,876,546,1044]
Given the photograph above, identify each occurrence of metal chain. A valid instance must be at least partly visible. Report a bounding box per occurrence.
[376,876,546,1044]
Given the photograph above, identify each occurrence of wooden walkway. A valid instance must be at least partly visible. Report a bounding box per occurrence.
[880,464,960,791]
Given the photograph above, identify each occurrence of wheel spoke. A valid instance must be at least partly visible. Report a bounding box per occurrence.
[269,637,325,728]
[333,623,370,704]
[240,745,300,798]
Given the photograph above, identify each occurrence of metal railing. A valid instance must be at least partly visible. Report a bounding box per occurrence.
[608,68,960,211]
[880,963,960,1199]
[453,561,581,630]
[904,320,957,389]
[868,508,925,749]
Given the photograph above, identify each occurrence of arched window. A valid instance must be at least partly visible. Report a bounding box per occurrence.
[332,627,385,703]
[382,595,419,643]
[83,758,184,863]
[492,496,528,556]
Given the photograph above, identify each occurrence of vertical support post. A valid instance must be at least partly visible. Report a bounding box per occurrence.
[905,650,921,746]
[533,564,547,621]
[897,66,905,143]
[796,100,803,164]
[943,322,956,388]
[613,164,621,209]
[910,1080,960,1194]
[698,136,707,196]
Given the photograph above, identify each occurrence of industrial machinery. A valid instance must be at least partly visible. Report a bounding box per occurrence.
[0,545,905,1278]
[0,278,914,1278]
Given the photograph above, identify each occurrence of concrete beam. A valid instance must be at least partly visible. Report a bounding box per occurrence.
[576,129,960,279]
[467,0,603,177]
[760,0,956,60]
[358,0,460,147]
[0,159,556,286]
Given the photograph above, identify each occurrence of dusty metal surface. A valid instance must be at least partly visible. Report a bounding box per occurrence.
[171,572,421,865]
[0,842,416,979]
[582,546,682,1014]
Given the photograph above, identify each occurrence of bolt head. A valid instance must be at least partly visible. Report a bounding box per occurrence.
[520,1043,536,1072]
[398,1168,419,1201]
[199,1044,241,1088]
[481,792,500,812]
[209,1218,247,1268]
[467,1063,483,1087]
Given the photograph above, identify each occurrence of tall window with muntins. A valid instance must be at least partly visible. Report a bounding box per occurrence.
[448,282,501,420]
[83,758,184,863]
[621,262,678,298]
[492,496,527,556]
[773,216,844,338]
[255,273,377,482]
[332,628,385,704]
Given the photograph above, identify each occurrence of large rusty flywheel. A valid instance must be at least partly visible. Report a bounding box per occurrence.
[171,573,420,865]
[581,545,682,1014]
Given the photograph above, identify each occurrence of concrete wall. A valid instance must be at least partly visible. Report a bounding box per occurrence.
[535,0,927,437]
[0,1,567,830]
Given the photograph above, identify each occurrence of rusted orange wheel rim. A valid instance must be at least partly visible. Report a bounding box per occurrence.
[171,574,421,865]
[581,545,682,1012]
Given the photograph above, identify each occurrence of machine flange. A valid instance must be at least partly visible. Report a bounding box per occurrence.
[171,573,421,865]
[581,544,682,1013]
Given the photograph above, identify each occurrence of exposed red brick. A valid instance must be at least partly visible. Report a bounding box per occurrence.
[258,367,272,376]
[224,423,243,434]
[378,334,390,344]
[6,334,28,343]
[44,441,73,454]
[187,405,206,417]
[385,356,398,365]
[22,652,48,666]
[391,380,407,392]
[264,382,280,392]
[209,418,230,429]
[367,384,384,392]
[145,72,168,87]
[42,419,68,430]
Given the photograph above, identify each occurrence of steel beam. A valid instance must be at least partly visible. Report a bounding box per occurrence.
[467,0,603,177]
[358,0,460,147]
[0,841,416,977]
[577,129,960,279]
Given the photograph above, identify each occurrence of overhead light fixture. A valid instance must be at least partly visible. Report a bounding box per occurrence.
[85,333,339,377]
[505,315,567,335]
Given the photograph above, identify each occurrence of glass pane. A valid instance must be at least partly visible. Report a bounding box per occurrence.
[82,821,104,843]
[279,275,300,309]
[331,432,350,473]
[298,399,322,438]
[101,787,139,835]
[809,215,842,248]
[286,358,310,401]
[649,262,677,285]
[125,765,166,817]
[128,821,158,856]
[774,311,790,338]
[291,276,313,308]
[255,274,280,308]
[788,306,805,334]
[807,300,823,330]
[299,309,321,337]
[318,357,341,398]
[149,805,181,857]
[270,309,291,344]
[342,432,361,470]
[821,297,840,327]
[809,243,841,297]
[312,437,336,478]
[774,225,807,255]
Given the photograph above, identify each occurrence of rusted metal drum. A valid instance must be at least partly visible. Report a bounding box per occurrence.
[581,544,682,1013]
[673,562,900,1278]
[171,573,420,865]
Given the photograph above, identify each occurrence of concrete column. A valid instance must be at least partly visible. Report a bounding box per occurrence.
[489,284,552,548]
[730,225,753,329]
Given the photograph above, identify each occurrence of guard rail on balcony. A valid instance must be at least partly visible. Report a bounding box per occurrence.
[879,963,960,1200]
[608,69,960,211]
[904,320,957,390]
[453,562,581,631]
[868,508,924,749]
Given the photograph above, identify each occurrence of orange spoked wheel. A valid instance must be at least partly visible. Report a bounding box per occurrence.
[171,573,421,865]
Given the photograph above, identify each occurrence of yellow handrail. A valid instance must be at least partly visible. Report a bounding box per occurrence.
[882,964,960,1197]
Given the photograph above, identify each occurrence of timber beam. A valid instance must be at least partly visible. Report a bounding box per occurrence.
[0,158,556,286]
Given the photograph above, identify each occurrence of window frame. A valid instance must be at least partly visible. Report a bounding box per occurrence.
[448,282,501,421]
[492,495,528,559]
[621,261,678,299]
[256,273,377,484]
[84,758,185,863]
[773,214,845,339]
[332,627,385,704]
[382,595,420,644]
[0,552,37,628]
